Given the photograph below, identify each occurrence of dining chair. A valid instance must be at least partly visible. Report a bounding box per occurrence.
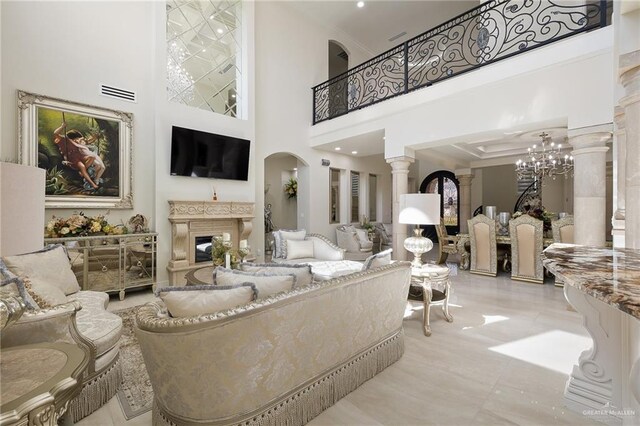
[467,214,497,276]
[552,216,574,244]
[435,219,459,264]
[551,216,574,286]
[509,215,544,284]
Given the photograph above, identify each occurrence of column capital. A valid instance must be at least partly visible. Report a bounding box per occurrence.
[619,50,640,107]
[569,129,612,152]
[456,174,474,186]
[386,156,414,172]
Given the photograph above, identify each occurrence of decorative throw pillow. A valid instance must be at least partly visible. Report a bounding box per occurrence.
[3,245,80,296]
[23,277,67,308]
[157,284,257,318]
[355,228,370,244]
[363,249,393,270]
[240,263,313,288]
[286,239,314,260]
[0,260,38,309]
[272,231,283,258]
[215,267,295,299]
[278,229,306,259]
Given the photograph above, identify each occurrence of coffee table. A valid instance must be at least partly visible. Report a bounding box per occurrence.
[409,263,453,336]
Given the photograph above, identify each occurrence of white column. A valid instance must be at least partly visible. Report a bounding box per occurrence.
[569,127,611,247]
[613,106,626,248]
[620,50,640,249]
[386,156,414,261]
[455,172,473,234]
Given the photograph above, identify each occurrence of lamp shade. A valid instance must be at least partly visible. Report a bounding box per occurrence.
[399,193,441,225]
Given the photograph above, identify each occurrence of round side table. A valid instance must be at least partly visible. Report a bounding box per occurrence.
[410,263,454,336]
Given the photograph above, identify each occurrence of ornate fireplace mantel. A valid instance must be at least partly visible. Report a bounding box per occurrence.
[167,200,255,285]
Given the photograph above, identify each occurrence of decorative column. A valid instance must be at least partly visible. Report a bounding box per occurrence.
[569,127,611,247]
[386,156,414,261]
[613,106,626,248]
[620,50,640,249]
[455,171,473,234]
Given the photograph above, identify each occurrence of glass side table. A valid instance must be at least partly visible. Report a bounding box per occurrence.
[409,263,454,336]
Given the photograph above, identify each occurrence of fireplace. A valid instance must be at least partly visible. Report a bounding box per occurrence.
[167,200,255,285]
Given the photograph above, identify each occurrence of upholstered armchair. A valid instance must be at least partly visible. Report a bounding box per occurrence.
[373,223,392,253]
[336,225,373,261]
[435,220,459,264]
[467,214,497,276]
[509,215,544,284]
[551,216,574,286]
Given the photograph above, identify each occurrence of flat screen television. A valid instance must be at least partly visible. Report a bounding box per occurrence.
[170,126,250,181]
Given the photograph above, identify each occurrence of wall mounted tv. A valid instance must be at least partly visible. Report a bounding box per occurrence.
[170,126,250,181]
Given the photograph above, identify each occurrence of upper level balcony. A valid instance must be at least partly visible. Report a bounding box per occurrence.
[312,0,612,125]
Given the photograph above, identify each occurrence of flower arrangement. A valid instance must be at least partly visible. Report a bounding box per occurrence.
[45,212,127,238]
[284,178,297,199]
[210,236,244,269]
[513,207,555,233]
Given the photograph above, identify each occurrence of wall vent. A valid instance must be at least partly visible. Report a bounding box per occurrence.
[100,84,137,103]
[388,31,407,42]
[218,63,234,75]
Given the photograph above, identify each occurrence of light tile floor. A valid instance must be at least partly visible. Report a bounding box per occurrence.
[79,267,600,426]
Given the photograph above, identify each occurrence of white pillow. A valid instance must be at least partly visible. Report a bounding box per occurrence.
[215,268,295,299]
[363,249,393,270]
[355,228,370,244]
[278,229,306,259]
[286,239,314,260]
[239,263,313,288]
[157,284,257,318]
[3,245,80,296]
[23,277,68,308]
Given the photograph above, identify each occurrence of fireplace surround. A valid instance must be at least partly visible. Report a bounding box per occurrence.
[167,200,255,285]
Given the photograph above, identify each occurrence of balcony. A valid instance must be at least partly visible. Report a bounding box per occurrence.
[312,0,612,125]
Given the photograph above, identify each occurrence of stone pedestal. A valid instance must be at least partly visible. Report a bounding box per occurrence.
[387,156,414,261]
[456,173,473,234]
[620,50,640,249]
[569,128,611,247]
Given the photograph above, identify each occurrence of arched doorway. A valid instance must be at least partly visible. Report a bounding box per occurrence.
[328,40,349,117]
[419,171,460,238]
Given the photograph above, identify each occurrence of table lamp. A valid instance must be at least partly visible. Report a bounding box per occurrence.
[399,193,441,268]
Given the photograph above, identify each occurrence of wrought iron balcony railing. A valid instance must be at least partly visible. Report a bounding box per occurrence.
[312,0,611,125]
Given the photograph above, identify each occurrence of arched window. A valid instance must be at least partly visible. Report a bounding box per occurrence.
[420,171,460,237]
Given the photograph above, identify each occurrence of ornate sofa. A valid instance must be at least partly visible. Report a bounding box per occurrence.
[135,261,412,426]
[1,248,123,422]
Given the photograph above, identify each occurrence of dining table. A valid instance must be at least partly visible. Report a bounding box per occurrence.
[454,233,555,270]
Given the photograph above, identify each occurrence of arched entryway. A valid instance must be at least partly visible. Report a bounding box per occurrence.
[328,40,349,117]
[419,170,460,238]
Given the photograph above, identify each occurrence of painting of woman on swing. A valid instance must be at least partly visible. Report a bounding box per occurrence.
[37,107,120,197]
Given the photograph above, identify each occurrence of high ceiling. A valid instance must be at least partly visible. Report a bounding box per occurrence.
[288,0,478,54]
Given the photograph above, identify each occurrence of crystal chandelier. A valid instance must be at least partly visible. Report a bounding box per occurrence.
[167,41,195,103]
[515,132,573,180]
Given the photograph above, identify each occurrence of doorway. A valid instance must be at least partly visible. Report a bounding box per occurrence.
[328,40,349,117]
[419,171,460,238]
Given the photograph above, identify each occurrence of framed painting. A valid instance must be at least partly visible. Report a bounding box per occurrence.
[18,90,133,209]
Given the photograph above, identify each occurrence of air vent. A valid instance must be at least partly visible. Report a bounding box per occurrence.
[388,31,407,42]
[100,84,137,103]
[218,63,234,74]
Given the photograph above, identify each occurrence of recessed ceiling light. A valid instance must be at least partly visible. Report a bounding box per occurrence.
[217,28,224,34]
[293,168,298,171]
[202,48,206,52]
[357,1,365,8]
[334,147,341,151]
[352,151,358,154]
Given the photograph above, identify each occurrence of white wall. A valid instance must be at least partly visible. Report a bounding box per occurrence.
[1,1,156,230]
[254,1,386,252]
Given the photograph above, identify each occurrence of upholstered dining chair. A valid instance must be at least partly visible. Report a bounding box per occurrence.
[551,216,574,286]
[509,215,544,284]
[467,214,497,276]
[435,220,459,264]
[552,216,574,244]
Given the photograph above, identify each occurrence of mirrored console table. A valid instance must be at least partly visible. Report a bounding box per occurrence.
[44,233,157,300]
